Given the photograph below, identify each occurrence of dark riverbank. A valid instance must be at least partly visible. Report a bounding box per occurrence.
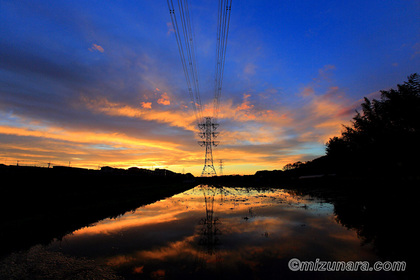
[0,164,195,256]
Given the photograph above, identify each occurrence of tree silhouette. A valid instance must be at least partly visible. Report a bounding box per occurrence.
[326,73,420,176]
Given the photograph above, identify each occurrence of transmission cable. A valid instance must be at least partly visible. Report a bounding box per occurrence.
[167,0,203,125]
[213,0,232,122]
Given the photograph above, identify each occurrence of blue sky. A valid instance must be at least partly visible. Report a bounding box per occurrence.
[0,0,419,175]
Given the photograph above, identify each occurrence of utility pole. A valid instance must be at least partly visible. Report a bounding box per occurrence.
[198,117,219,177]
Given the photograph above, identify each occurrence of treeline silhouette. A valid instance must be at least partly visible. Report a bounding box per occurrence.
[326,73,420,177]
[256,73,420,180]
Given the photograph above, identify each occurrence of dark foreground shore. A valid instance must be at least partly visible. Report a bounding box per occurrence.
[0,164,195,256]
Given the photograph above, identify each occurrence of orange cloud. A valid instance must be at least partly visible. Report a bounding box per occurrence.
[0,124,180,152]
[141,102,152,109]
[157,92,170,106]
[236,94,254,111]
[81,96,195,130]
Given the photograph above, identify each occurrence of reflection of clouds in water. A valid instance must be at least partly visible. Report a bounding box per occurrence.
[49,186,377,278]
[72,186,322,237]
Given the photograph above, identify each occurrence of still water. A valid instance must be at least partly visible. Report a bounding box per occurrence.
[47,185,386,279]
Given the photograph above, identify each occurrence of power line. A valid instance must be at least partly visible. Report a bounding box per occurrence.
[167,0,203,125]
[167,1,232,177]
[181,0,203,121]
[213,0,232,122]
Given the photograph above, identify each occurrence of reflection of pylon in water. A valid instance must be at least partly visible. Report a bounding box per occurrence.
[198,185,221,256]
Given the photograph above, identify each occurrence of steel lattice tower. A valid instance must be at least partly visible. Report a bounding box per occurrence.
[198,117,219,177]
[166,1,232,177]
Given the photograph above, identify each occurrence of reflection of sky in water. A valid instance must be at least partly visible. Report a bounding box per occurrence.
[48,186,378,279]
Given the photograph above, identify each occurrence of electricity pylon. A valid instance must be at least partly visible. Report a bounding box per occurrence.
[198,117,219,177]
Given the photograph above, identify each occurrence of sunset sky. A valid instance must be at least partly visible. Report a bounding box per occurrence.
[1,0,419,175]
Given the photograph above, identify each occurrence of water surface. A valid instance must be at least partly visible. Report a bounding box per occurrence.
[48,185,383,279]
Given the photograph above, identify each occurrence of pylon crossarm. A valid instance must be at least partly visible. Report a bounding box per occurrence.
[198,141,206,147]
